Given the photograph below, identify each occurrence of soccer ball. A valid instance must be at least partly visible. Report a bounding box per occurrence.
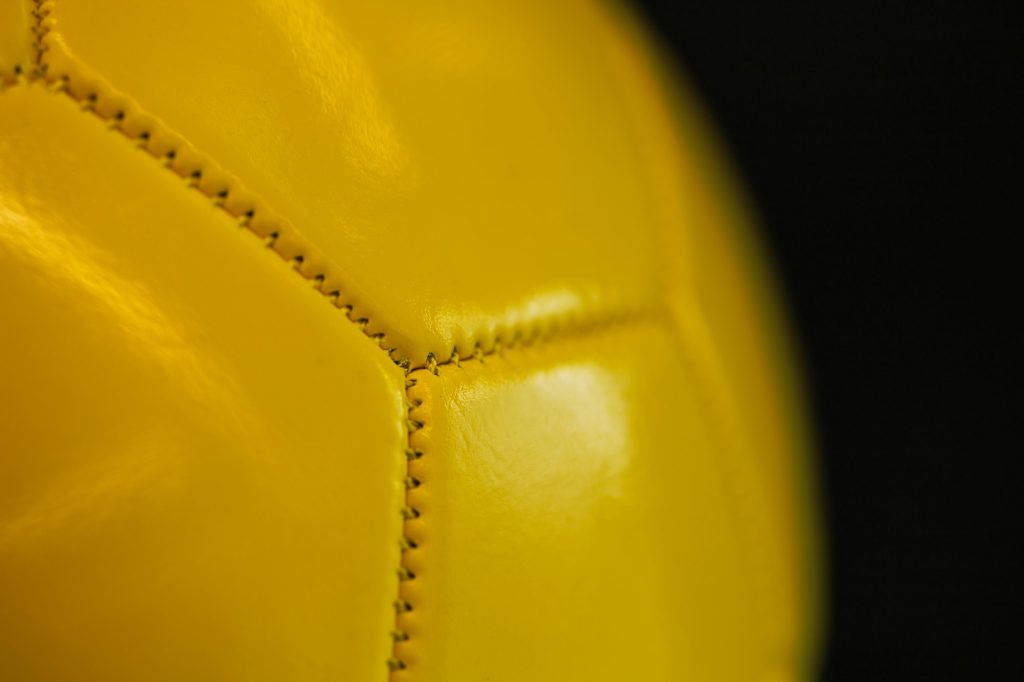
[0,1,818,680]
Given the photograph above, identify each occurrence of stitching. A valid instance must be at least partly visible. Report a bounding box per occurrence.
[19,3,663,674]
[386,373,423,672]
[30,1,50,75]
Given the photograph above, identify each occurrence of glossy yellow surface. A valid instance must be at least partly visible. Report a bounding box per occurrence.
[0,0,31,83]
[1,1,819,681]
[0,85,405,680]
[401,324,764,681]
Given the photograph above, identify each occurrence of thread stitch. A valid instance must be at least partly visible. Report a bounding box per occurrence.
[15,3,665,675]
[386,372,424,672]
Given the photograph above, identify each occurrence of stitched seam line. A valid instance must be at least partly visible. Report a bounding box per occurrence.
[23,3,664,675]
[30,1,47,73]
[386,372,422,672]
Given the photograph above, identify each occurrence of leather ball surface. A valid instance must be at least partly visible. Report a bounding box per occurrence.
[0,1,819,680]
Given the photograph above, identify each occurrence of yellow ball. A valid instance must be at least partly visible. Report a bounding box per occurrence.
[1,1,818,680]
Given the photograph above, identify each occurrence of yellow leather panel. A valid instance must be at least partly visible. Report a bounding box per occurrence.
[588,12,821,669]
[0,0,32,83]
[396,322,770,681]
[666,148,822,673]
[0,84,405,681]
[44,0,665,364]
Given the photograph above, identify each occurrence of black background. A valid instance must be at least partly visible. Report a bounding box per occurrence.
[632,1,1019,679]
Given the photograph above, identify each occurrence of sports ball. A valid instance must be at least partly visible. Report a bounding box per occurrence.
[0,1,819,680]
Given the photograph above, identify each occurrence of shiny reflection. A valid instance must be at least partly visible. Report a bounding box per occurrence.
[258,0,407,180]
[429,288,590,344]
[453,362,631,527]
[0,199,245,422]
[511,289,588,323]
[0,436,181,551]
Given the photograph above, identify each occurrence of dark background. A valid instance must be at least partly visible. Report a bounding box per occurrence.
[632,1,1019,679]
